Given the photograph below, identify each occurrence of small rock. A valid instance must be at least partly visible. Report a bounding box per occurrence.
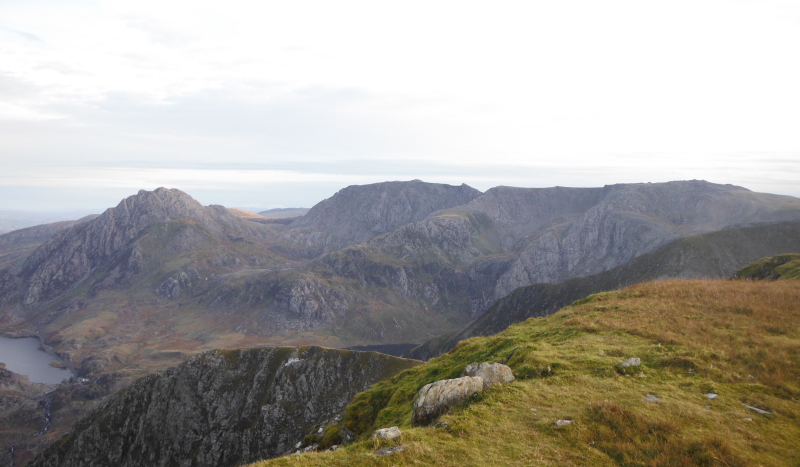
[704,405,711,410]
[645,395,659,403]
[339,426,355,443]
[372,426,401,440]
[412,376,484,426]
[329,445,339,451]
[743,418,753,422]
[375,445,405,456]
[742,403,771,416]
[462,362,515,388]
[747,375,754,379]
[619,357,641,367]
[555,419,572,427]
[706,393,718,400]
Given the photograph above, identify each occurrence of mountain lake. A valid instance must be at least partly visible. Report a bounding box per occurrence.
[0,336,71,384]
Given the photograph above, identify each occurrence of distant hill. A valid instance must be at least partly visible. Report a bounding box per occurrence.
[0,210,96,235]
[229,208,266,219]
[257,207,310,219]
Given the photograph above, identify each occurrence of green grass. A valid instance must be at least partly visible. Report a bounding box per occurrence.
[249,279,800,466]
[735,253,800,281]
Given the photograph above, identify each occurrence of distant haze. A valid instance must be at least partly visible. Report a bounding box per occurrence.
[1,1,798,211]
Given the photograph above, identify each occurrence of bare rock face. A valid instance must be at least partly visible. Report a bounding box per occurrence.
[284,180,482,252]
[19,188,264,305]
[469,181,800,298]
[461,362,514,388]
[28,346,420,467]
[412,376,484,426]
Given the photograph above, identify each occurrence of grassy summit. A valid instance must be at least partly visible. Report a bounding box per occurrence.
[250,279,800,466]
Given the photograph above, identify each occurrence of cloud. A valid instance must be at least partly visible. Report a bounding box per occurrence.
[0,25,43,43]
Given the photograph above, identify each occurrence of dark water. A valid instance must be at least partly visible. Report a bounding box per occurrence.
[0,336,70,384]
[343,343,418,357]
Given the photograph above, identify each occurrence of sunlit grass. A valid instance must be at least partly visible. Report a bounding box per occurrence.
[249,279,800,466]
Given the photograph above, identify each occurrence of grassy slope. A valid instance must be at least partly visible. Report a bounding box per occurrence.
[735,254,800,281]
[251,279,800,466]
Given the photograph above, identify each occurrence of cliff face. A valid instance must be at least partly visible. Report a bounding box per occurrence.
[28,346,420,467]
[406,219,800,360]
[18,188,274,305]
[283,180,482,252]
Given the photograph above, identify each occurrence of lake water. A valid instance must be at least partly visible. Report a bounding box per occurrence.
[0,336,71,384]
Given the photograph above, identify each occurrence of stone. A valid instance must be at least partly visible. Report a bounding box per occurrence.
[375,445,405,456]
[555,419,572,427]
[645,395,659,403]
[461,362,515,388]
[742,403,771,416]
[706,393,718,399]
[619,357,641,367]
[412,376,484,426]
[372,426,401,440]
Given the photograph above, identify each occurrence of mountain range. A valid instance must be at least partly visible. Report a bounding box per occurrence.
[1,179,800,465]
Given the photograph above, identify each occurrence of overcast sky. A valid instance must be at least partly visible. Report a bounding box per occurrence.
[1,0,799,212]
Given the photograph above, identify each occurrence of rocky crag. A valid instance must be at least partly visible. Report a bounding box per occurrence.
[406,219,800,360]
[27,346,420,467]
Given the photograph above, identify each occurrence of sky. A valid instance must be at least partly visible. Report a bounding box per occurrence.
[1,0,799,212]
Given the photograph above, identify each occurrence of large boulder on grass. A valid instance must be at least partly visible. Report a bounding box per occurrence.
[461,362,515,388]
[412,376,484,426]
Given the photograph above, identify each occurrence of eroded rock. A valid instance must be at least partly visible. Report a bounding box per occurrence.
[412,376,484,426]
[461,362,514,388]
[372,426,401,440]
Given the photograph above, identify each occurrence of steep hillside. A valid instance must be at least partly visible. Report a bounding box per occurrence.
[282,180,482,252]
[0,216,98,272]
[735,253,800,281]
[407,220,800,359]
[252,279,800,466]
[27,346,420,467]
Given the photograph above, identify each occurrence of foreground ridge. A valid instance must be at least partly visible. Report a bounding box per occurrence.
[250,279,800,466]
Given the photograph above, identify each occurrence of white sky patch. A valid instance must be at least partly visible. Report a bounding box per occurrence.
[0,0,798,210]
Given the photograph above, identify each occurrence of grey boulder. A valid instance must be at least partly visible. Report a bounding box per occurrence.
[412,376,484,426]
[462,362,515,388]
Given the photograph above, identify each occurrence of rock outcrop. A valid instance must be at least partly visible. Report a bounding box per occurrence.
[461,362,515,388]
[28,346,421,467]
[412,376,484,426]
[406,220,800,360]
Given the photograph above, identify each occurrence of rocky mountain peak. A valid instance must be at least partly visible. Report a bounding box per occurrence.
[18,188,252,305]
[285,180,482,251]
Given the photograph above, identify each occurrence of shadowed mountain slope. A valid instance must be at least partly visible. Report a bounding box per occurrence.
[27,346,420,467]
[406,220,800,360]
